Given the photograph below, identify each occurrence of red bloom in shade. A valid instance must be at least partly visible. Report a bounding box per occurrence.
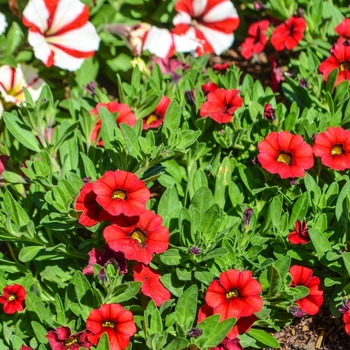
[211,338,243,350]
[200,89,242,124]
[205,269,263,322]
[257,131,314,179]
[47,327,91,350]
[241,20,270,59]
[313,127,350,171]
[142,96,171,130]
[271,16,306,51]
[319,43,350,86]
[213,62,231,71]
[83,245,128,275]
[202,82,218,95]
[86,304,136,350]
[289,265,324,316]
[341,300,350,335]
[104,210,169,264]
[93,170,150,217]
[90,102,137,146]
[0,284,26,314]
[335,19,350,39]
[133,263,171,306]
[288,220,310,245]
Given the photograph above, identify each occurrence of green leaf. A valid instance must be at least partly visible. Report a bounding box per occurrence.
[6,22,24,54]
[326,68,339,94]
[107,282,141,303]
[175,285,198,331]
[160,249,186,266]
[157,186,182,221]
[214,156,233,208]
[31,321,49,344]
[192,186,214,217]
[144,300,163,335]
[164,338,189,350]
[80,152,98,180]
[3,112,40,152]
[342,252,350,277]
[269,194,283,230]
[163,100,181,134]
[96,333,110,350]
[248,329,279,348]
[308,228,332,260]
[289,192,309,227]
[26,292,55,327]
[19,246,43,262]
[120,123,142,159]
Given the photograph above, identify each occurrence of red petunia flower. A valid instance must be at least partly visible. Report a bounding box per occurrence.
[289,265,324,316]
[257,131,314,179]
[0,284,26,314]
[335,19,350,40]
[133,263,171,306]
[271,16,306,51]
[340,300,350,335]
[211,337,243,350]
[319,43,350,86]
[213,62,231,71]
[86,304,136,350]
[313,126,350,171]
[104,210,169,264]
[83,245,128,275]
[205,269,263,321]
[241,20,270,59]
[200,89,242,124]
[202,82,218,95]
[93,170,150,217]
[142,96,171,130]
[288,220,310,245]
[90,102,137,146]
[47,327,91,350]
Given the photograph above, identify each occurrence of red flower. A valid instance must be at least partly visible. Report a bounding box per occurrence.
[213,62,231,71]
[289,265,324,316]
[319,43,350,86]
[133,263,171,306]
[47,327,91,350]
[313,127,350,171]
[93,170,150,217]
[257,131,314,179]
[86,304,136,350]
[90,102,137,146]
[205,269,263,321]
[263,104,276,122]
[202,82,218,95]
[241,20,270,59]
[142,96,171,130]
[271,16,306,51]
[20,346,33,350]
[341,300,350,335]
[104,210,169,264]
[335,19,350,39]
[0,284,26,314]
[200,89,242,124]
[83,245,128,275]
[211,338,243,350]
[288,220,310,245]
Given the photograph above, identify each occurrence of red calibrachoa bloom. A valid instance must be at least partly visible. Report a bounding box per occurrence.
[288,220,310,245]
[93,170,150,217]
[20,346,33,350]
[205,269,263,321]
[271,16,306,51]
[47,327,91,350]
[335,19,350,40]
[213,62,231,71]
[133,263,171,306]
[200,88,242,124]
[142,96,171,130]
[319,42,350,86]
[201,82,218,95]
[289,265,324,315]
[86,304,136,350]
[313,127,350,171]
[0,284,26,314]
[340,299,350,335]
[90,102,137,146]
[211,338,243,350]
[257,131,314,179]
[104,210,169,264]
[263,104,276,122]
[241,20,270,60]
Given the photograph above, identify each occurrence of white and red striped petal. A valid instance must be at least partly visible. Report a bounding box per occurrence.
[23,0,100,71]
[0,64,45,105]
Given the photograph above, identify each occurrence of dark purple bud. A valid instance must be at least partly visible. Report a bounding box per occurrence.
[243,208,253,226]
[253,1,267,10]
[289,177,298,186]
[188,327,202,338]
[299,78,309,88]
[83,177,92,184]
[98,268,108,283]
[263,104,276,122]
[252,157,261,166]
[171,72,182,84]
[189,246,202,255]
[85,82,96,95]
[296,8,304,17]
[289,306,304,317]
[339,299,349,314]
[311,133,317,142]
[184,90,196,105]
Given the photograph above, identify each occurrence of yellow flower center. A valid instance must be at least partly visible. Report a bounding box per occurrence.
[7,294,16,301]
[112,190,126,200]
[146,114,158,125]
[64,338,78,346]
[331,145,343,155]
[277,152,292,165]
[102,321,115,328]
[340,62,350,71]
[131,230,146,245]
[226,289,240,299]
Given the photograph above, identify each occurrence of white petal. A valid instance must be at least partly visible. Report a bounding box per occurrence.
[0,12,7,35]
[47,22,100,52]
[0,100,3,118]
[193,0,207,17]
[22,0,49,32]
[49,47,85,71]
[143,27,173,58]
[48,0,87,34]
[28,31,52,66]
[173,11,192,26]
[197,24,234,54]
[174,33,200,53]
[202,1,238,22]
[0,65,14,91]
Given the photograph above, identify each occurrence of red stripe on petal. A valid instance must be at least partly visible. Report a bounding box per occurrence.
[22,17,42,33]
[44,0,59,29]
[50,43,95,58]
[47,50,55,67]
[202,17,240,33]
[54,5,90,36]
[10,67,15,90]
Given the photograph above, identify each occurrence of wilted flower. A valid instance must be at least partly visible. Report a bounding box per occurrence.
[289,305,304,317]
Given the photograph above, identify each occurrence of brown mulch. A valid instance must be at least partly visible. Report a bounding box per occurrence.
[264,309,350,350]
